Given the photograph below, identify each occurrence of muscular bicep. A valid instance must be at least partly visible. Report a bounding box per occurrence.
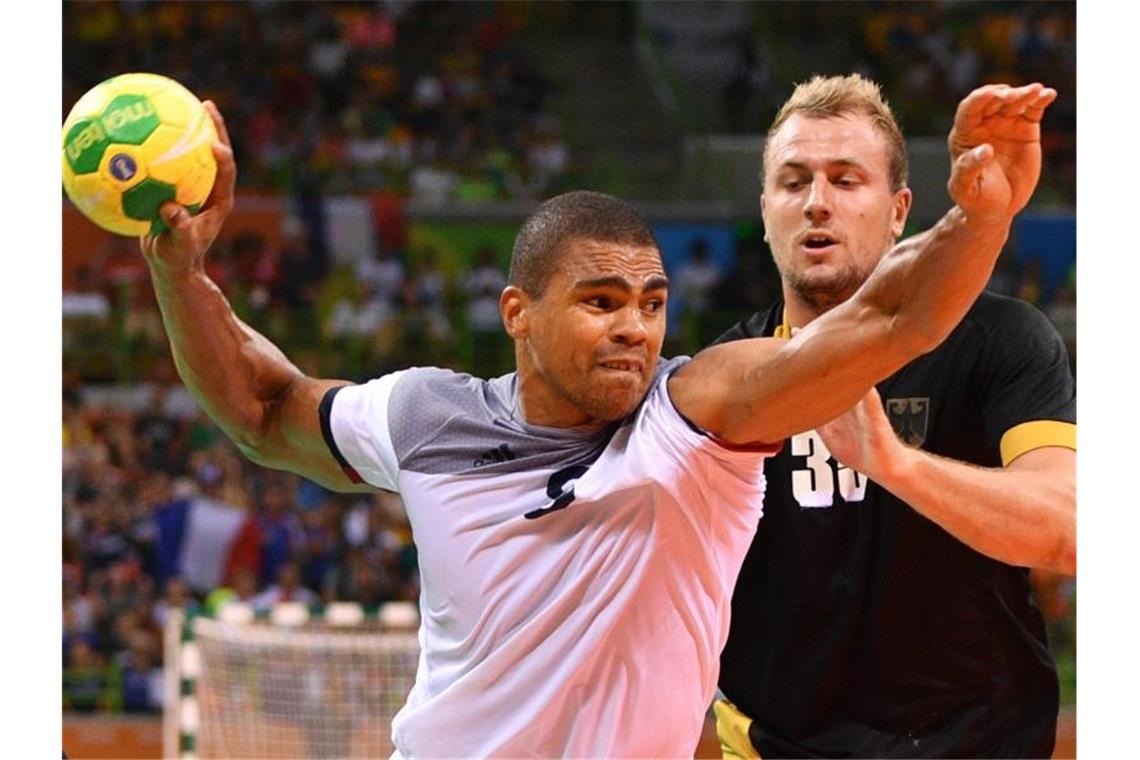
[671,300,919,445]
[254,376,376,492]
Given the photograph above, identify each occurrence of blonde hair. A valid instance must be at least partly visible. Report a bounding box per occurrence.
[765,74,908,191]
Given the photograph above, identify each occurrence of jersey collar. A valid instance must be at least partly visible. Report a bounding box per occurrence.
[773,308,791,339]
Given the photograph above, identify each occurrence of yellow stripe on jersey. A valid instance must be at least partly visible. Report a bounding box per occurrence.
[773,309,791,339]
[714,699,761,759]
[1000,420,1077,466]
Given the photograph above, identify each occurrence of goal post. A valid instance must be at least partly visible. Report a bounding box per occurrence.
[163,601,420,759]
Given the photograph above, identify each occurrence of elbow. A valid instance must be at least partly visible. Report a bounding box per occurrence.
[1046,498,1077,576]
[848,294,941,366]
[223,405,280,469]
[1029,482,1076,575]
[888,310,946,360]
[234,436,273,468]
[1051,539,1076,577]
[229,428,274,471]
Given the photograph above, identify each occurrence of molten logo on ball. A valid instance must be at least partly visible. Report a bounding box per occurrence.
[109,154,137,181]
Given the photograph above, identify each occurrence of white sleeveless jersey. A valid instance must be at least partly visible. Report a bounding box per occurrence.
[321,357,775,758]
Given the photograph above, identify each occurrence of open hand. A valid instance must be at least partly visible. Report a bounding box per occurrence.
[139,101,236,277]
[816,388,901,481]
[946,83,1057,224]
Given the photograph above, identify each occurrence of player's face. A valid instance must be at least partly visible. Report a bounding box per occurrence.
[512,239,667,427]
[761,113,912,312]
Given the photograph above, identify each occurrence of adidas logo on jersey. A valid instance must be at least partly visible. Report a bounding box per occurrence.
[473,443,517,468]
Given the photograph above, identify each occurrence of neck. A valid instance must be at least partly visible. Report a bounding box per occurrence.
[782,286,827,331]
[513,346,599,430]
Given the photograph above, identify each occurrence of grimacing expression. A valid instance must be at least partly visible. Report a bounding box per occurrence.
[762,112,912,311]
[522,239,667,425]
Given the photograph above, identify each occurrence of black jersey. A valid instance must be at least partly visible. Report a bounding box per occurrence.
[716,291,1076,758]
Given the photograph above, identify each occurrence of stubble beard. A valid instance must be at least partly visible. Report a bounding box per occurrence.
[544,366,646,425]
[778,235,893,314]
[785,264,868,313]
[574,376,645,423]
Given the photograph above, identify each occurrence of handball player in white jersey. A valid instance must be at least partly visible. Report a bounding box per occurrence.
[139,83,1054,757]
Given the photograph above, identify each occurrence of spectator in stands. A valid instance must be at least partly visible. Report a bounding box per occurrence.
[252,560,321,611]
[151,575,200,630]
[409,156,460,202]
[63,639,118,713]
[134,387,190,475]
[391,279,451,366]
[411,247,451,315]
[204,566,260,616]
[355,245,406,307]
[274,217,324,310]
[676,239,722,318]
[62,266,111,323]
[116,629,163,714]
[460,244,508,376]
[524,117,570,197]
[256,479,307,589]
[100,562,151,635]
[81,505,133,573]
[724,38,774,133]
[298,500,342,599]
[63,602,101,666]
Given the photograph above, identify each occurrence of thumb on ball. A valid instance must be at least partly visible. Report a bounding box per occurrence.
[160,202,189,230]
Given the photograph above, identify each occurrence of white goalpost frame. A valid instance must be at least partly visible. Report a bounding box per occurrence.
[163,601,420,759]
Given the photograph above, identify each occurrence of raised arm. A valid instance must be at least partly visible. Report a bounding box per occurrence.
[671,83,1057,444]
[817,388,1075,574]
[139,103,368,492]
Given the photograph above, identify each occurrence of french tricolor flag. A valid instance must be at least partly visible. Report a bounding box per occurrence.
[154,497,261,593]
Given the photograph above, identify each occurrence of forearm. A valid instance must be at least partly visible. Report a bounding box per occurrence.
[150,266,304,458]
[856,206,1010,355]
[875,445,1075,574]
[704,208,1012,443]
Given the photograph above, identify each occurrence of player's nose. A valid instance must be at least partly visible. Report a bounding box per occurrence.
[803,176,833,223]
[611,304,650,346]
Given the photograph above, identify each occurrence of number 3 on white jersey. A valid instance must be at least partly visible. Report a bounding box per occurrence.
[790,430,868,508]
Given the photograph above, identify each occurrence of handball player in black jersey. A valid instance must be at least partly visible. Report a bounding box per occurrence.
[713,75,1075,759]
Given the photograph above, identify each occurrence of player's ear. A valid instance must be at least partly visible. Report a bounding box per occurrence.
[501,286,530,339]
[890,187,913,239]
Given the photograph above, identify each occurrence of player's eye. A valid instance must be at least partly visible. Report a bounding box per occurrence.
[585,296,614,310]
[643,299,664,313]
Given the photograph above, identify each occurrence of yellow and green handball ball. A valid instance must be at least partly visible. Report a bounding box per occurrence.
[62,72,218,237]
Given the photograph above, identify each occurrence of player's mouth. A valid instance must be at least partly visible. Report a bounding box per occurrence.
[598,358,645,375]
[797,230,840,255]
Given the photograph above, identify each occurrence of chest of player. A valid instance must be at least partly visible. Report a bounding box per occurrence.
[766,347,991,514]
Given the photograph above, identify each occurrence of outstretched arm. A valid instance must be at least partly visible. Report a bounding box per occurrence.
[818,389,1075,574]
[671,83,1057,444]
[140,103,368,492]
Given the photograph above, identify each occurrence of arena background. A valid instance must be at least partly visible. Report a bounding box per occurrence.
[59,2,1076,757]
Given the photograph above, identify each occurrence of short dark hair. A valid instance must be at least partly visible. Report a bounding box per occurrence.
[509,191,659,297]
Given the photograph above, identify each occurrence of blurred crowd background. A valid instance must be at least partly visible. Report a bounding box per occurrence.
[62,0,1076,718]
